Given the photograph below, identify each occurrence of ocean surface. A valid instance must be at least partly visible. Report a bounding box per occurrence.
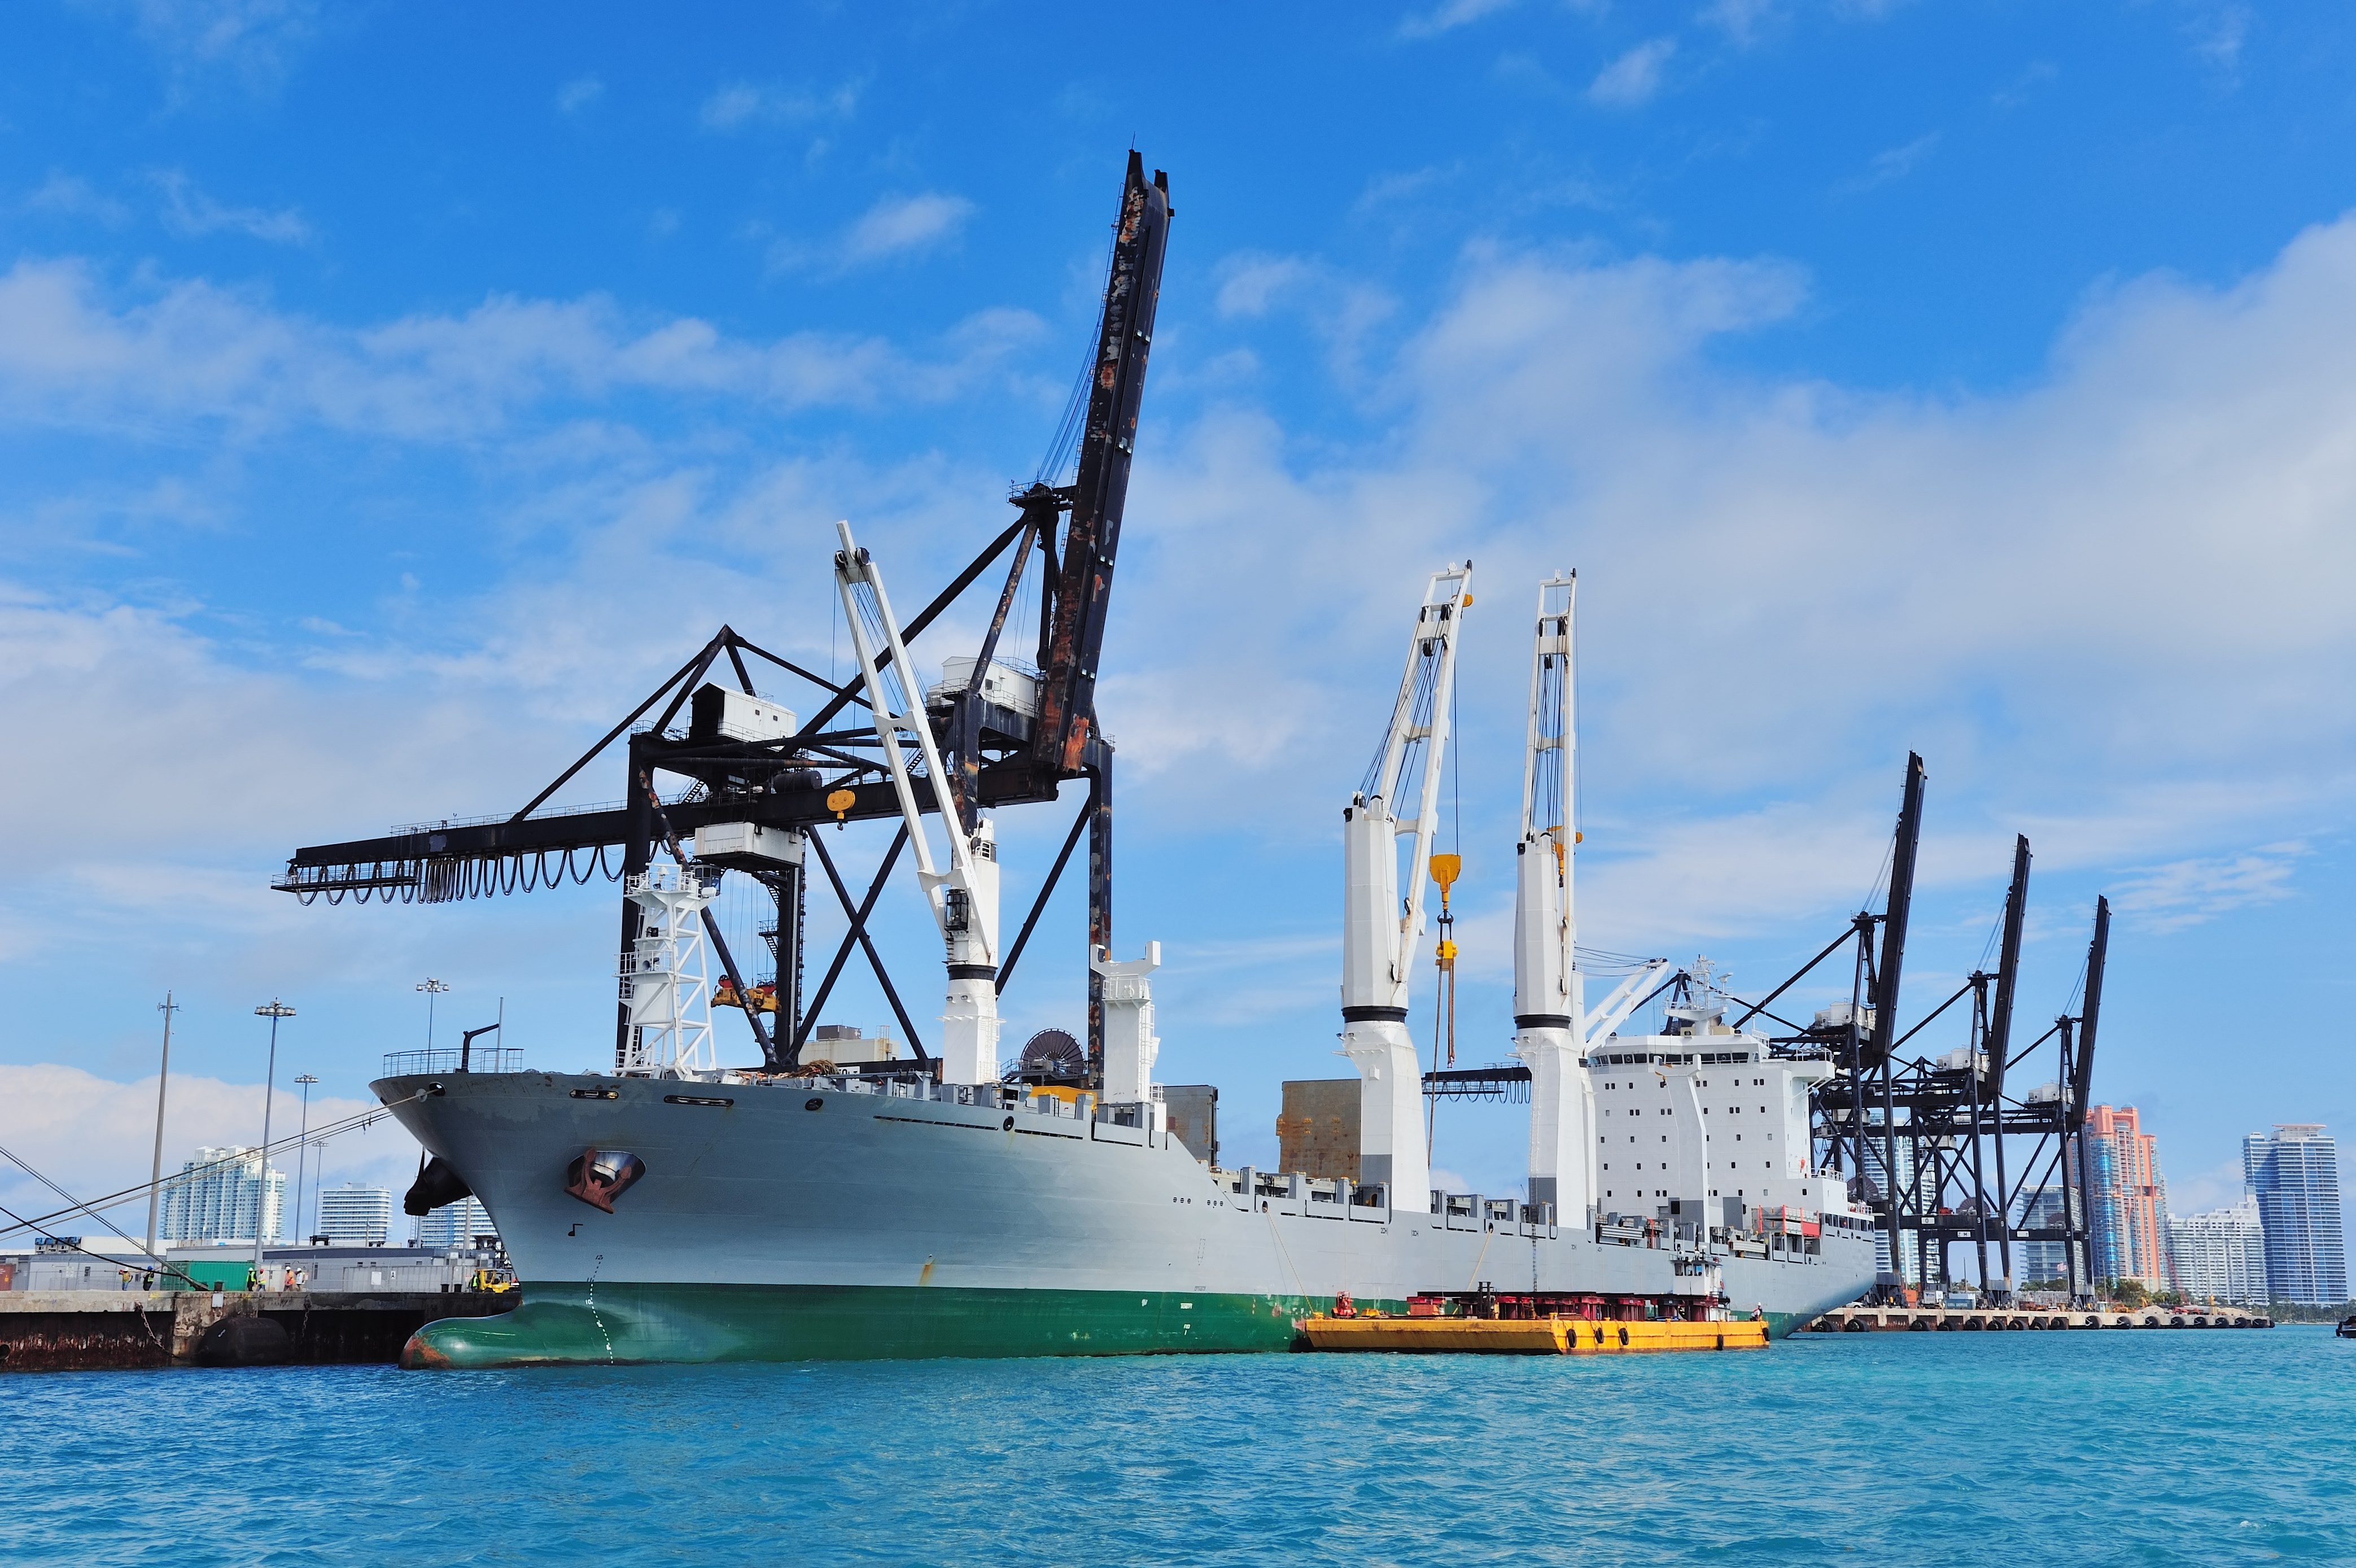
[5,1327,2352,1565]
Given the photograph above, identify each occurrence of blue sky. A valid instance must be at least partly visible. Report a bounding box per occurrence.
[3,1,2352,1248]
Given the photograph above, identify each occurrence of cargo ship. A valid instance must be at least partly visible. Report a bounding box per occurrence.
[289,155,1878,1368]
[379,552,1876,1367]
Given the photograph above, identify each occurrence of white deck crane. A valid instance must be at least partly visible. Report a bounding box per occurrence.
[1511,572,1668,1221]
[1341,563,1472,1212]
[833,520,1005,1086]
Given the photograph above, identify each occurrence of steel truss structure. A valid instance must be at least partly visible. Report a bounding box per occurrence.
[277,154,1174,1085]
[1716,756,2112,1304]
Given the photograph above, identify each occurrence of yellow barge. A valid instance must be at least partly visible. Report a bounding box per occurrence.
[1300,1315,1768,1355]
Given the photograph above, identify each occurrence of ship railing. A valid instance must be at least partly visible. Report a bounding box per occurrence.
[381,1047,523,1077]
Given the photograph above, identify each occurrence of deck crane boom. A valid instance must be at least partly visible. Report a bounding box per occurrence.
[833,521,1004,1085]
[1511,573,1668,1220]
[1341,563,1472,1211]
[1513,575,1583,1219]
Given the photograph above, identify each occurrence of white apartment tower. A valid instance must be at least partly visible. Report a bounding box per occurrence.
[2166,1197,2267,1307]
[316,1182,394,1246]
[159,1147,286,1244]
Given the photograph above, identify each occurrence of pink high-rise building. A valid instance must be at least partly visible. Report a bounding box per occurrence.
[2084,1105,2171,1290]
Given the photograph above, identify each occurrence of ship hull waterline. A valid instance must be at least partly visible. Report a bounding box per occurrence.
[381,1071,1873,1369]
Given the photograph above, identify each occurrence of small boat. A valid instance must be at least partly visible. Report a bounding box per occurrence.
[2335,1315,2356,1339]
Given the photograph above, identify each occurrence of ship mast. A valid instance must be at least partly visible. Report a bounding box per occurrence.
[1341,564,1472,1212]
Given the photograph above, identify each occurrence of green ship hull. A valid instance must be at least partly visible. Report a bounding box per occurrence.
[404,1283,1352,1368]
[405,1286,1811,1367]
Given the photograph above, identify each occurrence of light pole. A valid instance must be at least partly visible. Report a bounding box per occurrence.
[294,1074,319,1246]
[252,1001,295,1281]
[417,978,449,1053]
[145,992,179,1260]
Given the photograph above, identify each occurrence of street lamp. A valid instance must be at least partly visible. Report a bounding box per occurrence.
[417,978,449,1052]
[294,1074,319,1246]
[252,1001,296,1280]
[145,992,179,1260]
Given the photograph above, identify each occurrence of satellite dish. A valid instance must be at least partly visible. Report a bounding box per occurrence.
[1017,1028,1085,1081]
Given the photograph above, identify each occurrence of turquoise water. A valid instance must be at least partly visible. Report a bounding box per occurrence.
[6,1329,2353,1564]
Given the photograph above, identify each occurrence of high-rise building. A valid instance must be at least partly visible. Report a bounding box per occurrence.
[2243,1125,2347,1305]
[158,1147,287,1244]
[2083,1106,2171,1291]
[2012,1185,2081,1287]
[315,1183,394,1246]
[1860,1135,1921,1285]
[2166,1198,2268,1307]
[414,1195,495,1251]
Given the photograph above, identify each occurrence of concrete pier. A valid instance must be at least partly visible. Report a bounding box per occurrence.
[0,1290,514,1371]
[1802,1304,2271,1333]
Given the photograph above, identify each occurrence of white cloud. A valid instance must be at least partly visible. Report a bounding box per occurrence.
[699,78,862,132]
[1216,254,1319,318]
[113,0,325,101]
[2111,844,2306,933]
[151,169,312,245]
[1993,60,2058,110]
[1588,38,1677,108]
[555,75,604,115]
[1208,252,1399,382]
[2163,1156,2246,1216]
[2188,3,2252,80]
[1835,132,1941,195]
[767,193,982,279]
[1397,0,1517,40]
[1701,0,1779,47]
[1355,166,1452,215]
[0,257,1043,438]
[839,192,976,267]
[1102,216,2356,956]
[24,170,133,227]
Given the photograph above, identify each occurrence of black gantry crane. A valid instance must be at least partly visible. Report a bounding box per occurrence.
[1724,753,2113,1305]
[277,153,1174,1086]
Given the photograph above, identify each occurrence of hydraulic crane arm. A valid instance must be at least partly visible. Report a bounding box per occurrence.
[833,519,1005,1085]
[1343,563,1474,1016]
[1581,960,1672,1047]
[1340,562,1472,1211]
[831,521,985,944]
